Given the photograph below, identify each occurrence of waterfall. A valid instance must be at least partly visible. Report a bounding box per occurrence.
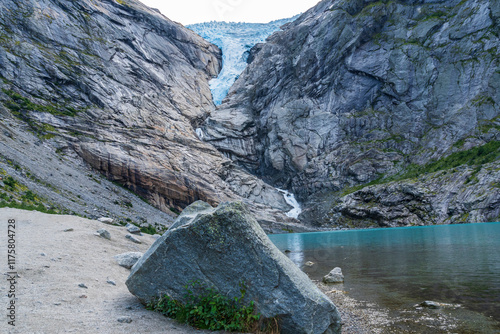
[277,188,302,219]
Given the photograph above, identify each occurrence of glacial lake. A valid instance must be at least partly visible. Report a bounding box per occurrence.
[269,223,500,333]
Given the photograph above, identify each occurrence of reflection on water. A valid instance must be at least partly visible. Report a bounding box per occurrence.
[269,223,500,332]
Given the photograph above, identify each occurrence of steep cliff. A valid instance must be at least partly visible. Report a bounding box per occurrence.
[202,0,500,226]
[0,0,297,229]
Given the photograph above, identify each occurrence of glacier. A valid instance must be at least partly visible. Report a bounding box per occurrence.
[187,17,296,105]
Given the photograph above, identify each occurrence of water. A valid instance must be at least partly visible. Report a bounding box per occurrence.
[187,18,295,105]
[269,223,500,332]
[276,188,302,218]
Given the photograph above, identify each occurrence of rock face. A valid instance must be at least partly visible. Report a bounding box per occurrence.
[0,0,293,226]
[326,162,500,228]
[202,0,499,225]
[126,201,342,334]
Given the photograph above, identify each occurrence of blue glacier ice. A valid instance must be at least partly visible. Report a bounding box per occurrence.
[188,17,296,105]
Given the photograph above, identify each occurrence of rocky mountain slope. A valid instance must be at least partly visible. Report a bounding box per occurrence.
[0,0,304,231]
[202,0,500,227]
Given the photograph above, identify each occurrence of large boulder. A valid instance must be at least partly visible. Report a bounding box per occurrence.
[126,201,341,334]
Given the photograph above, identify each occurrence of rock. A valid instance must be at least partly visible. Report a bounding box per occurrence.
[419,301,442,309]
[98,217,114,224]
[202,0,500,226]
[63,228,74,232]
[126,224,141,235]
[107,279,116,286]
[323,268,344,284]
[125,234,141,244]
[96,229,111,240]
[114,252,143,269]
[305,261,315,267]
[78,283,88,289]
[0,0,294,232]
[126,201,341,334]
[117,316,132,323]
[152,234,161,240]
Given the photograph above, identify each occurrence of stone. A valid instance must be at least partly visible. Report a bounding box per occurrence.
[78,283,88,289]
[323,267,344,284]
[125,234,141,244]
[305,261,315,267]
[117,316,132,323]
[107,279,116,286]
[98,217,114,224]
[126,201,341,334]
[96,229,111,240]
[63,228,74,232]
[126,224,141,235]
[114,252,143,269]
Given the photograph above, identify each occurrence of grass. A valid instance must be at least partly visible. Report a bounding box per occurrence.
[2,89,80,117]
[147,281,279,333]
[343,141,500,195]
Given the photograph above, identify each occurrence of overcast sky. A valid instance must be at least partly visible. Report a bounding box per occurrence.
[139,0,320,25]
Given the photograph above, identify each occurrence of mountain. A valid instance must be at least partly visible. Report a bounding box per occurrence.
[201,0,500,227]
[0,0,306,232]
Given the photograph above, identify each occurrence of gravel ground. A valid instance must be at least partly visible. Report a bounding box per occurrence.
[0,208,390,334]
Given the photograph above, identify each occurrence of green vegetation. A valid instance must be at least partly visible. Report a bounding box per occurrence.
[147,281,275,332]
[2,89,80,117]
[343,141,500,195]
[140,224,157,235]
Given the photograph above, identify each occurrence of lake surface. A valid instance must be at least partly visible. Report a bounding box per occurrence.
[269,223,500,333]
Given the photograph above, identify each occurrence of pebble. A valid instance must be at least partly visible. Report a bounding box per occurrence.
[107,279,116,286]
[98,217,114,224]
[305,261,315,267]
[117,316,133,323]
[125,234,141,244]
[78,283,88,289]
[63,228,74,232]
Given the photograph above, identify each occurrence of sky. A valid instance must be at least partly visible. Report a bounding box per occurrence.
[139,0,321,25]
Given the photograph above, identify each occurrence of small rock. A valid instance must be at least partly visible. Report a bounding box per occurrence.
[96,228,111,240]
[323,267,344,284]
[79,295,87,298]
[419,301,441,309]
[126,224,142,235]
[125,234,141,244]
[63,228,74,232]
[78,283,88,289]
[305,261,315,267]
[40,253,46,256]
[98,217,114,224]
[107,279,116,286]
[114,252,143,269]
[117,316,133,323]
[54,302,61,306]
[284,249,291,253]
[152,234,161,239]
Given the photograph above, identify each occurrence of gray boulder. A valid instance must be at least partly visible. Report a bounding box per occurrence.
[126,201,341,334]
[96,228,111,240]
[114,252,144,269]
[323,267,344,284]
[126,223,142,235]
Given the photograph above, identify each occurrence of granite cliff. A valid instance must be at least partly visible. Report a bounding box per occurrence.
[0,0,302,231]
[202,0,500,227]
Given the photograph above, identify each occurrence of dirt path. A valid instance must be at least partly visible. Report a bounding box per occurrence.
[0,208,211,334]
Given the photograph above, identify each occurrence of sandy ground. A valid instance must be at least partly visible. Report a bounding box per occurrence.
[0,208,386,334]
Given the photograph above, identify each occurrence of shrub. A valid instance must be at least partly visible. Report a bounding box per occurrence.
[147,280,271,332]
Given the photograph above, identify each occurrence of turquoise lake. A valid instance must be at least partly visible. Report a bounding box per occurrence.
[269,223,500,333]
